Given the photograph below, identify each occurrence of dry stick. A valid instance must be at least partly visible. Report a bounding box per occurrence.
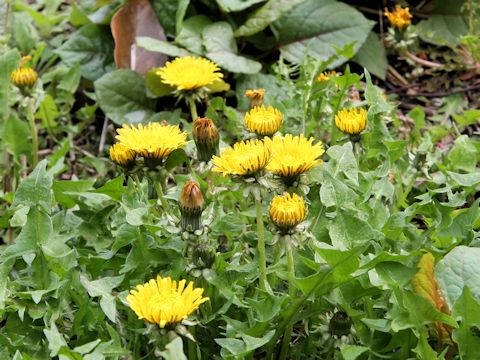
[99,117,109,153]
[404,51,444,68]
[387,65,409,87]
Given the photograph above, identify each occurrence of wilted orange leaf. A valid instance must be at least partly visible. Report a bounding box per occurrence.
[111,0,167,75]
[412,252,452,345]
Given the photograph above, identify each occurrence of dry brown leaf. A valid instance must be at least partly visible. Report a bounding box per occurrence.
[111,0,167,75]
[412,252,452,346]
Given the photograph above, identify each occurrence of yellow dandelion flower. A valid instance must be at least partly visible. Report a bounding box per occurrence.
[269,193,306,231]
[384,6,412,30]
[156,56,223,91]
[211,139,270,177]
[127,276,209,328]
[11,67,38,88]
[265,134,324,181]
[315,71,339,82]
[244,105,283,136]
[109,143,136,167]
[115,122,187,160]
[334,107,367,135]
[245,88,265,106]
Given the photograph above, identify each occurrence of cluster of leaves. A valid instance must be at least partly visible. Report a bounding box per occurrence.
[0,1,479,360]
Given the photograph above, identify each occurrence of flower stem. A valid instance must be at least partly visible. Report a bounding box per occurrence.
[26,97,38,167]
[187,97,198,120]
[255,197,267,291]
[155,175,173,217]
[188,327,197,360]
[279,236,295,360]
[132,173,144,198]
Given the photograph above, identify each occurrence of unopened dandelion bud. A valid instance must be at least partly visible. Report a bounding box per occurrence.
[269,193,306,233]
[244,105,283,137]
[179,180,205,231]
[192,117,219,162]
[11,67,38,89]
[334,108,367,135]
[245,88,265,107]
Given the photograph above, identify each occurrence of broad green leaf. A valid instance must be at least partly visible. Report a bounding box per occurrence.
[159,336,187,360]
[58,64,82,93]
[436,246,480,308]
[0,208,53,263]
[390,290,457,332]
[176,15,211,54]
[235,0,305,37]
[175,0,190,35]
[340,344,369,360]
[203,22,262,74]
[417,0,468,46]
[80,275,124,323]
[152,0,179,36]
[13,160,53,211]
[73,339,101,355]
[353,31,387,80]
[319,171,357,208]
[4,113,32,159]
[272,0,374,64]
[447,171,480,187]
[0,50,20,124]
[328,211,383,250]
[90,176,126,201]
[136,36,190,57]
[216,0,265,12]
[215,330,274,357]
[452,110,480,127]
[43,320,68,357]
[36,94,59,129]
[55,24,114,81]
[0,208,52,264]
[326,142,358,185]
[451,287,480,359]
[13,13,39,53]
[94,69,155,125]
[314,244,360,281]
[52,179,95,208]
[447,135,477,173]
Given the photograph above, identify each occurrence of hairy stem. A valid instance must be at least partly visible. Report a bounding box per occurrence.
[155,174,173,217]
[255,197,267,291]
[26,97,38,167]
[187,97,198,120]
[279,236,296,360]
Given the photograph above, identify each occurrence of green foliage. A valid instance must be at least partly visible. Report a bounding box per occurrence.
[0,1,479,359]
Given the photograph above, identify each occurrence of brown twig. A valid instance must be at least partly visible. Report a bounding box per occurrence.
[404,51,444,68]
[387,65,410,86]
